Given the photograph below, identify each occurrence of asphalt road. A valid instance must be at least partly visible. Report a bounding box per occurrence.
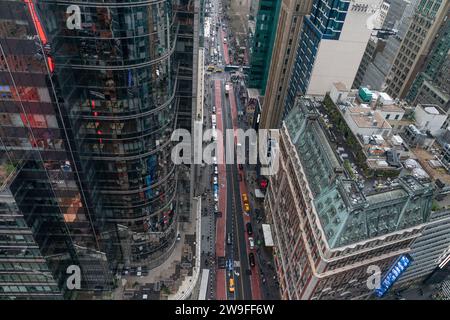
[221,81,252,300]
[204,0,258,300]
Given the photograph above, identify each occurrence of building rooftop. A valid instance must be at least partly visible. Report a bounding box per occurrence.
[333,82,347,91]
[247,88,260,99]
[347,107,391,129]
[284,97,434,248]
[411,147,450,185]
[378,104,405,113]
[419,104,446,115]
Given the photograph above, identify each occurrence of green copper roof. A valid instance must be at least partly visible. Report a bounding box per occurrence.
[284,98,434,248]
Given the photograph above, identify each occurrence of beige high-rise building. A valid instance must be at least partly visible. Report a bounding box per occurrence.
[259,0,313,129]
[384,0,449,99]
[266,96,436,299]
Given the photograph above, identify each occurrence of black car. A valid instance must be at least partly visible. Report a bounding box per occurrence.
[238,164,243,170]
[248,253,255,267]
[218,257,226,269]
[246,222,253,236]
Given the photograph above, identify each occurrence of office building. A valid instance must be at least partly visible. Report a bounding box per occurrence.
[265,96,435,299]
[0,0,198,297]
[248,0,281,92]
[406,11,450,111]
[259,0,313,129]
[0,157,63,299]
[353,0,413,89]
[0,0,116,295]
[384,0,449,99]
[283,0,383,118]
[392,209,450,291]
[32,0,200,266]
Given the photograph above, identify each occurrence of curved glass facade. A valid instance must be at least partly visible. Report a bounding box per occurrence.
[37,1,179,261]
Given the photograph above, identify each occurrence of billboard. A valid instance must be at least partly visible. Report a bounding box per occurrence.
[375,254,413,297]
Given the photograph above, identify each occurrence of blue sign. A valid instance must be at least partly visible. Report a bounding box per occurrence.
[375,255,412,297]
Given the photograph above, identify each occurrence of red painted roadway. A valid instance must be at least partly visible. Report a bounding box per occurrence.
[221,28,230,65]
[228,86,263,300]
[215,80,227,300]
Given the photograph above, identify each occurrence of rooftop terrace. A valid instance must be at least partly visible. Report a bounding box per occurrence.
[284,97,434,248]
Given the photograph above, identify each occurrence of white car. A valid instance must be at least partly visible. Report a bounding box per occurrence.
[212,105,216,113]
[213,176,218,185]
[248,237,254,250]
[214,192,219,202]
[213,157,217,164]
[214,165,218,175]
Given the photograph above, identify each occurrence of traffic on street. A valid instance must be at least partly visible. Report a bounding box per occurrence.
[199,0,280,301]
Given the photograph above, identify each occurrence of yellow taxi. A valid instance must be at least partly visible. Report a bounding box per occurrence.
[229,278,235,293]
[242,193,248,203]
[243,202,250,213]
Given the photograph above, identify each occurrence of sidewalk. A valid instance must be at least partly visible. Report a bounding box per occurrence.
[168,197,202,300]
[114,197,201,300]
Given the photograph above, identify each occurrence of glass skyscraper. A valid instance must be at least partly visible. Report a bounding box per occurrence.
[0,0,196,298]
[35,1,178,264]
[0,0,115,297]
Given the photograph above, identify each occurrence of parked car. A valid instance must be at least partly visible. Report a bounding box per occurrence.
[238,164,243,170]
[214,165,218,175]
[246,222,253,236]
[227,233,232,245]
[213,176,218,185]
[248,237,254,250]
[248,253,255,267]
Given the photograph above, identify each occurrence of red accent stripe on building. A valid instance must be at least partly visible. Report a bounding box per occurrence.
[25,0,48,45]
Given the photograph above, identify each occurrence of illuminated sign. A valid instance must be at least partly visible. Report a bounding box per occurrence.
[375,255,412,297]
